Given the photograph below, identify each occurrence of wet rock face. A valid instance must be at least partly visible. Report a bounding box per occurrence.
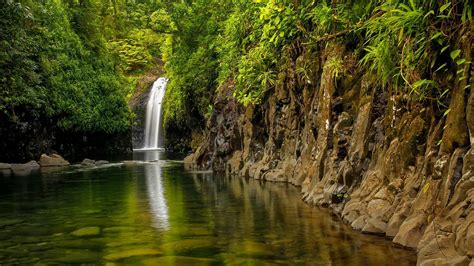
[0,108,132,163]
[187,41,474,264]
[185,80,244,172]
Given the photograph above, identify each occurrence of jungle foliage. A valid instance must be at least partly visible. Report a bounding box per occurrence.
[1,0,472,134]
[159,0,472,129]
[0,0,165,133]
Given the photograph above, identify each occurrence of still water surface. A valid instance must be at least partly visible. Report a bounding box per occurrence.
[0,151,416,265]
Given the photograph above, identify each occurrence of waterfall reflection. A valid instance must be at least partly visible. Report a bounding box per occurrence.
[144,151,169,229]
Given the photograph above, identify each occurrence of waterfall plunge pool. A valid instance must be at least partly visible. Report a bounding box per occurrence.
[0,151,416,265]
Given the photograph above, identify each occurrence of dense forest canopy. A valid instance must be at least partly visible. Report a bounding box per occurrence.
[1,0,472,136]
[0,0,165,133]
[160,0,472,131]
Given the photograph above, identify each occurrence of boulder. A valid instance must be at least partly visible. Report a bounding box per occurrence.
[39,154,70,167]
[393,213,426,248]
[95,160,109,166]
[11,161,40,176]
[0,163,11,170]
[81,158,96,167]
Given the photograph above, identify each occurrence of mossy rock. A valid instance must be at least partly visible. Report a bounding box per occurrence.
[71,226,101,237]
[104,248,162,261]
[104,238,148,248]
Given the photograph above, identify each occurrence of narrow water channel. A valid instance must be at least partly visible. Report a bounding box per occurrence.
[0,151,416,265]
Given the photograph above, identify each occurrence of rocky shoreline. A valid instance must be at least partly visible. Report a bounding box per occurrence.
[185,42,474,265]
[0,154,115,177]
[0,152,174,177]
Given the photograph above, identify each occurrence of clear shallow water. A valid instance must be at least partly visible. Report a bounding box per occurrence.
[0,151,416,265]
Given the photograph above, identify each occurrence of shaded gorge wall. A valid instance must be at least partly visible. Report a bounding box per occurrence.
[186,39,474,265]
[0,110,132,163]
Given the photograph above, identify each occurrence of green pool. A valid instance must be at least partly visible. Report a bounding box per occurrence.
[0,151,416,265]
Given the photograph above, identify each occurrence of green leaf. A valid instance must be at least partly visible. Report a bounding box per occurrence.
[430,32,442,41]
[434,63,447,72]
[440,88,449,98]
[440,2,451,13]
[456,59,466,65]
[422,182,430,194]
[398,28,404,45]
[450,49,461,60]
[443,108,451,117]
[424,10,434,18]
[440,45,450,53]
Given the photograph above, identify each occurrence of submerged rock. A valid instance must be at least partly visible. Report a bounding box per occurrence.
[103,248,162,261]
[105,238,147,248]
[71,226,101,237]
[230,241,275,258]
[39,154,70,167]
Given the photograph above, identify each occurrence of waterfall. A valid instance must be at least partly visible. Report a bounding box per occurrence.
[143,77,168,149]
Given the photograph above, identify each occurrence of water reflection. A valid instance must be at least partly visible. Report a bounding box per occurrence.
[144,151,169,230]
[0,153,417,265]
[182,173,417,265]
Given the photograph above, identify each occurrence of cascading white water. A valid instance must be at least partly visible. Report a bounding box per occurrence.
[143,77,168,149]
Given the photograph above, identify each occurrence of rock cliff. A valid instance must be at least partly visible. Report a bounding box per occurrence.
[185,40,474,264]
